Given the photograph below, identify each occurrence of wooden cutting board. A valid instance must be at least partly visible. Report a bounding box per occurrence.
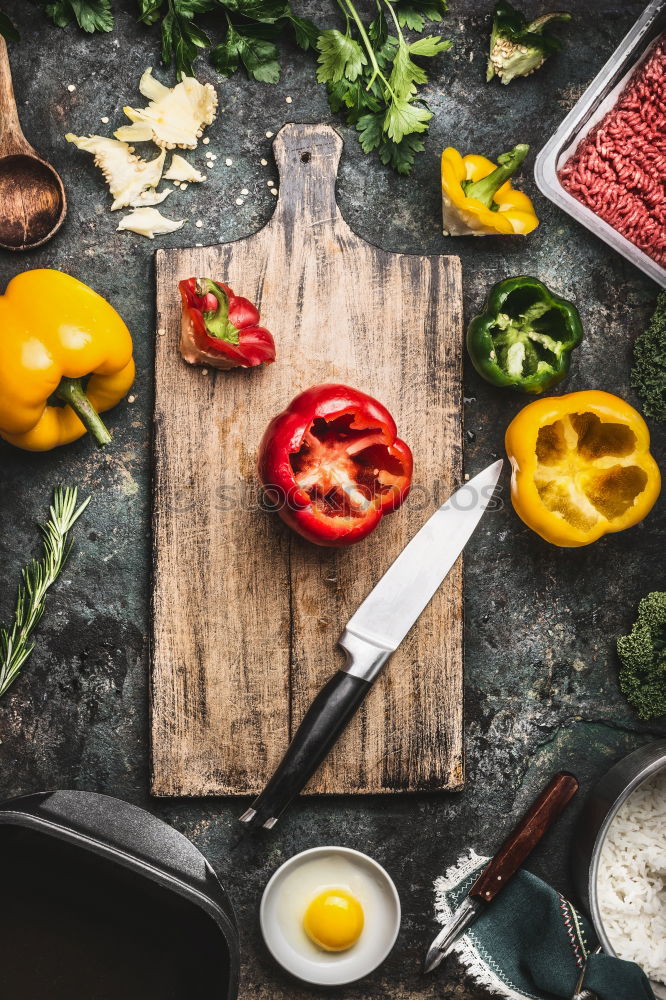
[151,123,463,798]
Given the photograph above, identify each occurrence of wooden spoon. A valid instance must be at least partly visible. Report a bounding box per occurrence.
[0,36,66,251]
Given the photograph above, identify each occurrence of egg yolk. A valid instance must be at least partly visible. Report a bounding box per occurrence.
[303,889,364,952]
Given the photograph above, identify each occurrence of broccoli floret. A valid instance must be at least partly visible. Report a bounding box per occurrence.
[487,2,571,85]
[617,592,666,721]
[631,291,666,422]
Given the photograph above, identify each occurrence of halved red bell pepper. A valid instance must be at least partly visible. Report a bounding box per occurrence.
[179,277,275,370]
[258,384,413,546]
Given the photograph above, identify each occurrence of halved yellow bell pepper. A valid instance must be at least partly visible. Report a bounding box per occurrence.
[505,390,661,547]
[0,270,135,452]
[441,144,539,236]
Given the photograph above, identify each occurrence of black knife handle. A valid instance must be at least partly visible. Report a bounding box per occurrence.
[238,671,372,830]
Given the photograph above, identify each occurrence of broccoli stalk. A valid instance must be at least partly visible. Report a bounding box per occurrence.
[631,290,666,422]
[487,1,571,85]
[617,592,666,721]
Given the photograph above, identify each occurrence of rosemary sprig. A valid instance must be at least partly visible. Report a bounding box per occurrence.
[0,487,91,699]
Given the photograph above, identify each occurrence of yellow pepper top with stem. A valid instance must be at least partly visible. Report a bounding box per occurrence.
[505,390,661,547]
[441,144,539,236]
[0,269,135,452]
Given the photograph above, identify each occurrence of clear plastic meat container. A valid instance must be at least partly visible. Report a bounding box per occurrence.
[535,0,666,287]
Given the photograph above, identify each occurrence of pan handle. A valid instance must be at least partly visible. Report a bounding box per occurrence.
[1,790,214,889]
[0,789,240,1000]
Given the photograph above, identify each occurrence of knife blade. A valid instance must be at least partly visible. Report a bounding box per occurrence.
[423,771,580,974]
[239,459,503,830]
[423,897,482,973]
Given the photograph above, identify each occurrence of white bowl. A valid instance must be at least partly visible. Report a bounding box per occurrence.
[260,846,401,986]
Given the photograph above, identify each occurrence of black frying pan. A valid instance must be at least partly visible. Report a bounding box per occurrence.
[0,790,240,1000]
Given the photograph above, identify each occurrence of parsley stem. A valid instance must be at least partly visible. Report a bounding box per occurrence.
[381,0,404,41]
[340,0,394,97]
[333,0,351,33]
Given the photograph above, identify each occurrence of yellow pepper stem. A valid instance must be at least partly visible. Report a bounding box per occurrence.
[55,377,112,447]
[462,144,529,208]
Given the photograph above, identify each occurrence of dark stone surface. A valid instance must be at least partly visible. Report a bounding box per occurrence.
[0,2,664,997]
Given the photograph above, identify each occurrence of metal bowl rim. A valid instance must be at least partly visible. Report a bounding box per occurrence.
[589,742,666,959]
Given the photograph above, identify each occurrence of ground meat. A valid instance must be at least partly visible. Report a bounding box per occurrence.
[559,35,666,268]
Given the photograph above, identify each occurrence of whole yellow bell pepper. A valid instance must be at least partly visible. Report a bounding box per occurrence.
[0,270,135,452]
[441,144,539,236]
[505,390,661,547]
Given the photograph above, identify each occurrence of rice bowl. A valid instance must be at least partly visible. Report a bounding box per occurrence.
[573,741,666,1000]
[597,768,666,988]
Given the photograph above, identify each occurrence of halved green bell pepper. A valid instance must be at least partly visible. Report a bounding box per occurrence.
[467,276,583,394]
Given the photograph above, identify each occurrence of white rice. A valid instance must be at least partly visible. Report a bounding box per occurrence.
[597,768,666,986]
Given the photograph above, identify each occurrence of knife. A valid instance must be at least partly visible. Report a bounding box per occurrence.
[423,770,580,974]
[239,459,503,831]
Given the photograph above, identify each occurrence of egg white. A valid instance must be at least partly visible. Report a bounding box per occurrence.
[274,854,390,966]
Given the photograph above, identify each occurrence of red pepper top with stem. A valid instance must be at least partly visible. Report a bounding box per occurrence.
[258,384,413,546]
[179,277,275,370]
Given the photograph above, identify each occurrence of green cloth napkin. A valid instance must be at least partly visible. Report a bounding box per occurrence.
[434,851,656,1000]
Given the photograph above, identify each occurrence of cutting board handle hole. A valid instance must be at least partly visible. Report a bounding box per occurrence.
[301,151,311,163]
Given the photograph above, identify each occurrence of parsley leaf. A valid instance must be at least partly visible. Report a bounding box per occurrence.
[378,132,425,174]
[212,24,280,83]
[140,0,214,78]
[45,0,114,32]
[384,97,431,142]
[136,0,321,83]
[162,7,213,78]
[287,13,320,51]
[356,112,384,153]
[389,41,428,96]
[357,113,425,173]
[394,0,448,31]
[319,0,451,173]
[409,34,452,57]
[222,0,289,21]
[316,30,367,84]
[136,0,162,24]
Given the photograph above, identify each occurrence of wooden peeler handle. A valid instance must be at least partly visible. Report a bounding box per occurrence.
[470,771,579,904]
